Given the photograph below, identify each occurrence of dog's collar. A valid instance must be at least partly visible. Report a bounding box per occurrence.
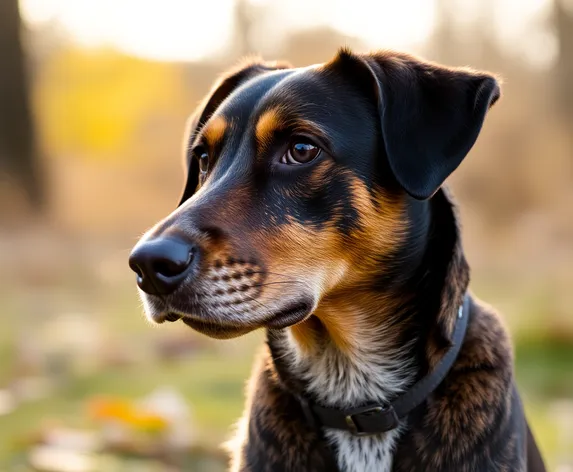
[296,294,471,436]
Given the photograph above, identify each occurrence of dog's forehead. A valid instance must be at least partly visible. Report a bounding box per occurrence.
[215,65,341,123]
[191,63,379,187]
[199,64,377,167]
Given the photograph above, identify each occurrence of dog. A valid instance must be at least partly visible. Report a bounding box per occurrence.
[129,48,546,472]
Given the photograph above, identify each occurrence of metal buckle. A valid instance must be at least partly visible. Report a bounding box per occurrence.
[344,405,398,436]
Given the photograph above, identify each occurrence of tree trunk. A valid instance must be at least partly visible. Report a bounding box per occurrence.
[431,0,458,64]
[0,0,43,209]
[234,0,253,57]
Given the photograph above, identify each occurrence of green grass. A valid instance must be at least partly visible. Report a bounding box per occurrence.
[2,281,573,470]
[515,337,573,398]
[515,337,573,471]
[0,347,257,460]
[2,336,571,469]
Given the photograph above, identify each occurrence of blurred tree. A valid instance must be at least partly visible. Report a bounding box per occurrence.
[431,0,502,69]
[279,27,365,67]
[234,0,254,56]
[554,0,573,126]
[0,0,43,209]
[36,48,187,161]
[432,0,458,64]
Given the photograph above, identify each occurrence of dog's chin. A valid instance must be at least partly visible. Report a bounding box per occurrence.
[180,318,254,339]
[147,298,315,340]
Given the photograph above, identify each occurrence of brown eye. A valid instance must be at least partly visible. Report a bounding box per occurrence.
[199,152,209,173]
[193,146,209,173]
[281,140,321,165]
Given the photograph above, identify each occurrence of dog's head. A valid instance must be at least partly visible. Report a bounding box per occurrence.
[129,49,499,339]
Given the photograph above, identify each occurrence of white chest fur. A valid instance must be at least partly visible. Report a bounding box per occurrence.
[325,429,401,472]
[283,331,414,472]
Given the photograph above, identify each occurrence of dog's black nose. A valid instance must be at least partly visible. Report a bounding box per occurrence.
[129,237,196,295]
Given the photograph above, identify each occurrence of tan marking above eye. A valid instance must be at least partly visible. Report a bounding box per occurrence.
[203,116,228,147]
[255,107,285,149]
[256,106,330,156]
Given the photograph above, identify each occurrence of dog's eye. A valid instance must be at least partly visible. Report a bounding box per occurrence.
[191,145,210,185]
[192,146,210,173]
[198,151,209,173]
[281,140,321,165]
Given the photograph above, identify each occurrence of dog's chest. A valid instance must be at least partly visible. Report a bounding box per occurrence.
[285,335,412,472]
[325,429,399,472]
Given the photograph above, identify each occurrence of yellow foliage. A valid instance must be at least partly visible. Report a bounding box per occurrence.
[34,47,186,160]
[87,396,168,433]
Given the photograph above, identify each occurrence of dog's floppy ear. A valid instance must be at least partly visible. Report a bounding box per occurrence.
[179,59,291,205]
[329,49,500,200]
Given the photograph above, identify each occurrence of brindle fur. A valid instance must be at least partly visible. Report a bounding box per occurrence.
[132,49,546,471]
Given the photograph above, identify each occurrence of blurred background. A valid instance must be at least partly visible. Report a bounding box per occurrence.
[0,0,572,470]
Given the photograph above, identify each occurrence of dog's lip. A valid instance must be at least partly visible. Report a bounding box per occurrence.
[265,301,313,329]
[163,299,312,335]
[164,312,182,322]
[181,317,252,339]
[148,309,181,324]
[147,291,314,334]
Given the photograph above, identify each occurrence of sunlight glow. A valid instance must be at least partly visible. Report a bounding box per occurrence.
[330,0,436,48]
[21,0,236,61]
[20,0,554,65]
[492,0,557,68]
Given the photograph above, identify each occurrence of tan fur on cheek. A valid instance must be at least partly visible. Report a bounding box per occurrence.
[343,176,408,277]
[262,217,349,289]
[253,176,408,353]
[289,316,324,355]
[306,159,334,190]
[249,218,350,343]
[311,291,403,354]
[348,176,406,240]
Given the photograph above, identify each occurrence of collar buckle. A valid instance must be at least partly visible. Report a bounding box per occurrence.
[344,405,399,436]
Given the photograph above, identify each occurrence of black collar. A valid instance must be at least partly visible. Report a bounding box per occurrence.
[296,294,471,436]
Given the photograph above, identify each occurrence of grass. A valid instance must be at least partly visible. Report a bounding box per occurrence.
[1,280,572,470]
[2,337,572,470]
[515,337,573,398]
[0,345,257,460]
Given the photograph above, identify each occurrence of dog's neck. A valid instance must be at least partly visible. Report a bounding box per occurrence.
[268,189,470,408]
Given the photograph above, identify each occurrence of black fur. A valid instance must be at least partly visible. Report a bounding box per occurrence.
[130,48,546,472]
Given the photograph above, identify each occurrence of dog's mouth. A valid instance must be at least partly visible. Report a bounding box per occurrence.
[265,300,314,329]
[164,312,182,322]
[180,317,253,339]
[154,299,314,338]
